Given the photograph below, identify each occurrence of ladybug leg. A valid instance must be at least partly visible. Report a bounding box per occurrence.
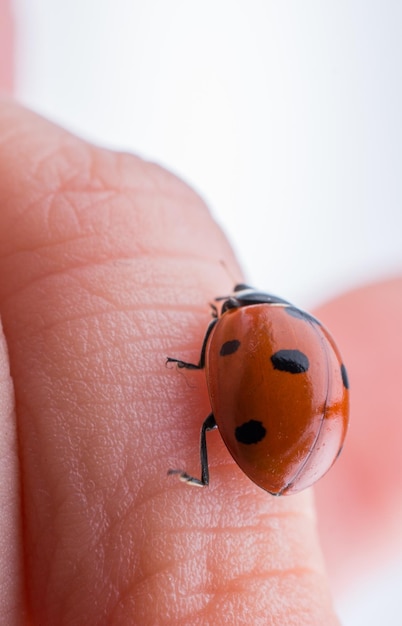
[209,302,219,318]
[168,413,217,487]
[166,317,218,370]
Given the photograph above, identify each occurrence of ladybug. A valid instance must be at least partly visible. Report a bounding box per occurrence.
[167,284,349,495]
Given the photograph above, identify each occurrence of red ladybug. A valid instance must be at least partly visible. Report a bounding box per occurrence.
[168,284,349,495]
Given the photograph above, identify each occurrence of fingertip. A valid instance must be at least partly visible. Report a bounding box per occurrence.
[0,100,339,623]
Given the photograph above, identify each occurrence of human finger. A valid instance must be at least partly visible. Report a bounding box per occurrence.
[0,99,340,625]
[315,278,402,592]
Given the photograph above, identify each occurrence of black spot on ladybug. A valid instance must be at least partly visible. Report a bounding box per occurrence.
[286,307,321,325]
[271,349,309,374]
[235,419,267,444]
[220,339,241,356]
[341,363,349,389]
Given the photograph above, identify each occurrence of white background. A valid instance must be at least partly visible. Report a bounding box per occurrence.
[13,1,402,623]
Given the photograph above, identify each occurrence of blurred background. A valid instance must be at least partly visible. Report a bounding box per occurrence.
[14,0,402,310]
[11,1,402,623]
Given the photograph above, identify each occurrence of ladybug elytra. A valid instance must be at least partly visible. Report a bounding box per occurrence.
[167,284,349,496]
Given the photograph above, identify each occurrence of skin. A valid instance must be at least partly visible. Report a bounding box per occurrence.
[315,280,402,595]
[1,7,402,623]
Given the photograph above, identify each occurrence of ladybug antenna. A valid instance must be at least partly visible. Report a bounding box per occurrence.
[218,260,251,293]
[218,259,241,288]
